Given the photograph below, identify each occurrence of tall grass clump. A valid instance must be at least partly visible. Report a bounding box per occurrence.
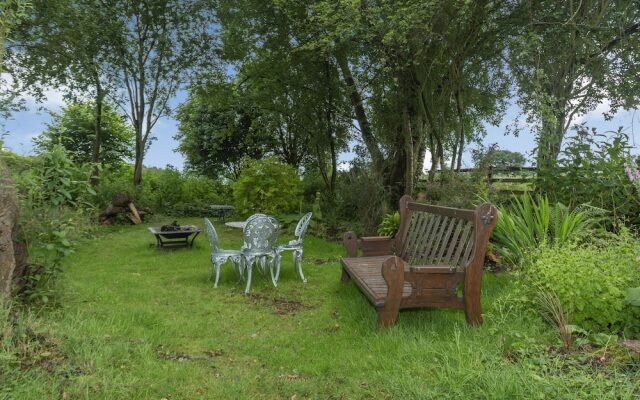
[537,289,572,351]
[492,194,603,267]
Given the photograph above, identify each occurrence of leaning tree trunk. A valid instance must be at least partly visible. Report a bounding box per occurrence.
[0,159,28,295]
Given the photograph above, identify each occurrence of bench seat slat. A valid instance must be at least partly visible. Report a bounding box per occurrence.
[341,256,412,307]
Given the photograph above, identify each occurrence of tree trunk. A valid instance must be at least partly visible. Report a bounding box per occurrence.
[90,86,104,186]
[537,112,565,171]
[133,141,144,186]
[0,160,28,295]
[455,88,465,171]
[334,49,383,173]
[402,106,414,196]
[0,26,5,71]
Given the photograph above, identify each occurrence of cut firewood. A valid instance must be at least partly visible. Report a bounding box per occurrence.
[128,202,142,225]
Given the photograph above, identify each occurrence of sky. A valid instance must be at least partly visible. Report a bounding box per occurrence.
[2,85,639,171]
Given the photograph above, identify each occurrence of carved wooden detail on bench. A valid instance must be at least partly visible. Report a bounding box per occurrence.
[340,195,498,329]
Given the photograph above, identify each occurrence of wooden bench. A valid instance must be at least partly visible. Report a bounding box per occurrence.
[340,195,498,329]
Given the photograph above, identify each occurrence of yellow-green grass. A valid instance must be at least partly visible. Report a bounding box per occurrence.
[4,219,639,399]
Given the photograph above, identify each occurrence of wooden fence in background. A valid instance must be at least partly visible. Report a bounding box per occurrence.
[418,166,537,195]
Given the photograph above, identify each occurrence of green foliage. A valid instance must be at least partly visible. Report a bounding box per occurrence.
[625,287,640,307]
[6,146,96,303]
[95,165,231,217]
[537,127,640,225]
[472,144,526,168]
[19,212,77,303]
[493,194,602,267]
[175,83,273,179]
[233,157,301,218]
[332,165,388,236]
[33,102,134,167]
[377,212,399,236]
[419,172,489,209]
[527,235,640,335]
[27,145,96,208]
[508,1,640,169]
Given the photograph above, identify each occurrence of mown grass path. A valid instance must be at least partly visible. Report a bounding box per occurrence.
[9,219,640,399]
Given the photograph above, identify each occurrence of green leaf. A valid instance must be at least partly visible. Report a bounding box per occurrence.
[625,287,640,307]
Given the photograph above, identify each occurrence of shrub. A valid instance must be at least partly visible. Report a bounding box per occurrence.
[527,234,640,335]
[8,146,97,303]
[492,194,603,267]
[378,212,400,236]
[418,172,482,209]
[333,165,388,235]
[95,166,231,217]
[537,126,640,226]
[233,157,301,217]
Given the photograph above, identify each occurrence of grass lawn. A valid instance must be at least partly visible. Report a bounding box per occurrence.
[4,218,640,399]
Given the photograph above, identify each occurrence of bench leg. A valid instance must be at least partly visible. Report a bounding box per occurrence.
[377,256,405,329]
[464,295,483,326]
[340,267,350,283]
[377,306,400,328]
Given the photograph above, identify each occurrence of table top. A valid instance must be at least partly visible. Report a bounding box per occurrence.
[224,221,246,229]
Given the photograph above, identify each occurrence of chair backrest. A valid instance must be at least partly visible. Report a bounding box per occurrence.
[395,195,497,272]
[203,218,219,251]
[242,214,279,252]
[294,212,313,242]
[246,213,267,224]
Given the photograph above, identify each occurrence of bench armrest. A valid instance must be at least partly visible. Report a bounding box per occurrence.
[343,232,394,257]
[360,236,394,256]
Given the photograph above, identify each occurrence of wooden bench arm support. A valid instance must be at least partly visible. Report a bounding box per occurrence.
[343,231,359,257]
[342,232,394,257]
[378,256,405,329]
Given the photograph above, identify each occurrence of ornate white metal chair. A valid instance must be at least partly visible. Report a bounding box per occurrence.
[241,214,279,294]
[204,218,242,288]
[273,212,312,284]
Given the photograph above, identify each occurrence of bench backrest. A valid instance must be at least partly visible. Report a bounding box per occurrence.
[395,196,497,271]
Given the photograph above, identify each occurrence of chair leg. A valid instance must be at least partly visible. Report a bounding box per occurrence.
[209,259,215,281]
[294,249,306,283]
[244,259,253,295]
[213,261,222,288]
[273,251,281,283]
[269,254,280,287]
[233,258,244,282]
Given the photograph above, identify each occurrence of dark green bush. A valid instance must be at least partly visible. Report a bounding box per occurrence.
[333,165,388,236]
[526,232,640,336]
[232,157,302,218]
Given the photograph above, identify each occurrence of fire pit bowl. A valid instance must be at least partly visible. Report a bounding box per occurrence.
[148,225,201,249]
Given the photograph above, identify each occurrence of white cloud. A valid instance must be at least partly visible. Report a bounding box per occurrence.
[1,72,67,112]
[337,160,352,172]
[571,99,612,125]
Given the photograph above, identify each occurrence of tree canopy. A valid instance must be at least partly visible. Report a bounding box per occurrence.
[4,0,640,198]
[34,102,134,167]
